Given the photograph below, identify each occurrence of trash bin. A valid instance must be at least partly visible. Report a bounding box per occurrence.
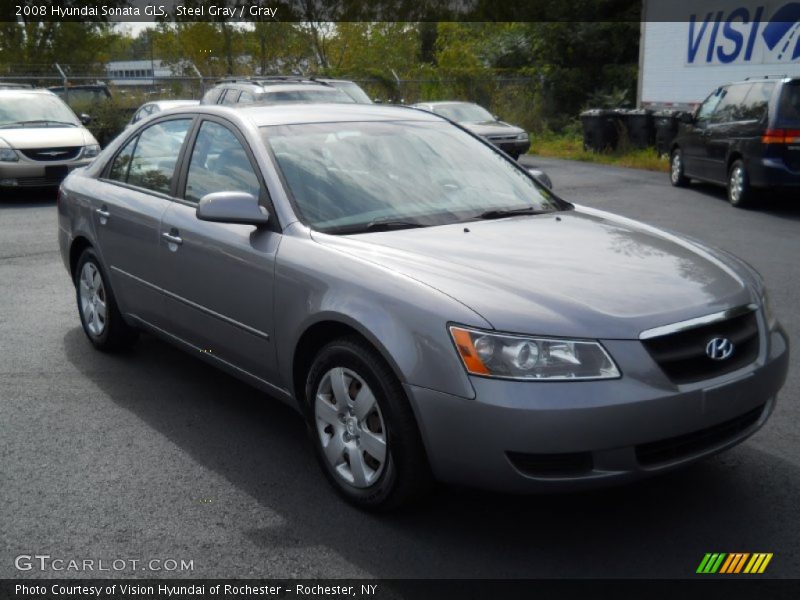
[654,109,684,156]
[580,109,620,151]
[619,109,654,149]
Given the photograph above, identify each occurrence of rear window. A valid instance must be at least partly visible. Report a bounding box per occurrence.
[776,81,800,127]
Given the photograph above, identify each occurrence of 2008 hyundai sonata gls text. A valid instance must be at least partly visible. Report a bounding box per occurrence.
[58,103,789,510]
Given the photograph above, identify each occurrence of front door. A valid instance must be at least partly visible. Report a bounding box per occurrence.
[159,118,281,386]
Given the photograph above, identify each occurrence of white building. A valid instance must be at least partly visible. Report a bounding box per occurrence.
[106,60,180,86]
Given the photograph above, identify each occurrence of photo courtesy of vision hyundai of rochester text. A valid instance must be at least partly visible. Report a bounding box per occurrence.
[57,102,789,510]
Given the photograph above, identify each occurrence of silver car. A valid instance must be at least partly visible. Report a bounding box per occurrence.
[57,103,789,510]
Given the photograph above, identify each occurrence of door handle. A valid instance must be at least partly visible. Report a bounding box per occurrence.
[95,207,110,223]
[162,232,183,246]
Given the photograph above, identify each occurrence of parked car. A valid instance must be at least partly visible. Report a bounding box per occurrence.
[128,100,200,128]
[58,103,788,510]
[669,76,800,207]
[0,82,33,90]
[49,83,112,106]
[201,77,356,106]
[0,89,100,190]
[412,101,530,159]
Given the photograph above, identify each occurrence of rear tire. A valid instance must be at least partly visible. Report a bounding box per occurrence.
[727,159,754,208]
[304,336,432,511]
[670,148,689,187]
[75,248,138,352]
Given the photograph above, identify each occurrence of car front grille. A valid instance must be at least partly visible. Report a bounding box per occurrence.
[642,310,759,385]
[506,451,594,478]
[635,404,765,466]
[486,134,518,142]
[20,147,82,162]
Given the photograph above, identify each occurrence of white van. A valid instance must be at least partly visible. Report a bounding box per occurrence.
[0,89,100,190]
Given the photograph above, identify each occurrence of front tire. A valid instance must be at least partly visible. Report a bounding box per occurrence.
[305,336,431,510]
[727,159,754,208]
[75,248,138,351]
[670,148,689,187]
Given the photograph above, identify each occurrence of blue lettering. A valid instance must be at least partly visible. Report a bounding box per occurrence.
[744,5,764,60]
[706,11,724,62]
[717,7,748,63]
[688,13,712,63]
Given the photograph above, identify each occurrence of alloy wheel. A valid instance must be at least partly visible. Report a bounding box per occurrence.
[314,367,387,488]
[78,262,107,337]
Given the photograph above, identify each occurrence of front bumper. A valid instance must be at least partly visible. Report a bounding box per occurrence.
[0,158,92,189]
[407,323,789,492]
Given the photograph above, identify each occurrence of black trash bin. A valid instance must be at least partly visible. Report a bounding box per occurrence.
[654,109,684,156]
[619,108,655,149]
[580,109,619,151]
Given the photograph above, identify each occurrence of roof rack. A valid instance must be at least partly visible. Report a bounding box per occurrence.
[214,76,332,87]
[743,75,788,80]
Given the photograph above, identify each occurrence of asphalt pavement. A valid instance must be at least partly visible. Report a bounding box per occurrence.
[1,156,798,579]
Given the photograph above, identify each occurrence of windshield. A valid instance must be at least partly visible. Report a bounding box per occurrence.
[328,81,373,104]
[0,93,80,128]
[432,103,494,123]
[261,89,355,104]
[263,120,562,234]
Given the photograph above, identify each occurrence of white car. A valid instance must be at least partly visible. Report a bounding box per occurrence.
[0,89,100,190]
[127,100,200,128]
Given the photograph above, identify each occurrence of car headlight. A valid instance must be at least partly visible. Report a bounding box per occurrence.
[761,289,776,329]
[516,132,529,141]
[82,144,101,159]
[0,138,18,162]
[449,326,620,380]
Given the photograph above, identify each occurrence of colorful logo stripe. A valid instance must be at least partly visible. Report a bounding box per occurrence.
[697,553,773,574]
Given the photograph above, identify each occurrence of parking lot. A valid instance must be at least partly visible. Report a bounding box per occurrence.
[1,155,798,579]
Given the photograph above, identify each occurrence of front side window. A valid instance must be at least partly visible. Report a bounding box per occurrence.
[263,120,562,234]
[696,88,724,122]
[123,119,192,194]
[185,121,261,204]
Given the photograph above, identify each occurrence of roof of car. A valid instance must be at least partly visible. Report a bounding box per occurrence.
[414,101,475,107]
[229,102,443,127]
[148,99,199,109]
[0,89,58,97]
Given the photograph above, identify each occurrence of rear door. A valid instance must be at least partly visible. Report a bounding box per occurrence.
[94,117,193,326]
[159,117,282,386]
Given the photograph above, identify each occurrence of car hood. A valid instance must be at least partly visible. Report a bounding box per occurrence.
[0,127,94,149]
[312,207,756,339]
[462,121,524,137]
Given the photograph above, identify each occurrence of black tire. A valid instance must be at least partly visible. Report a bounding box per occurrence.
[669,148,689,187]
[304,336,432,511]
[727,159,755,208]
[74,248,138,351]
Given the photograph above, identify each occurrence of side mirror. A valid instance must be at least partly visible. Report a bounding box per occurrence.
[196,191,269,226]
[527,168,553,190]
[79,113,92,126]
[679,112,695,124]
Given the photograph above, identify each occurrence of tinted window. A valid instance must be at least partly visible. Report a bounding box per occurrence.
[220,89,239,105]
[697,88,724,121]
[741,82,775,121]
[108,135,137,182]
[261,89,355,104]
[777,81,800,127]
[711,84,752,123]
[185,121,261,204]
[126,119,192,194]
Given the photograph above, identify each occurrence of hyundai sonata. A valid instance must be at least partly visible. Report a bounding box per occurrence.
[58,103,789,509]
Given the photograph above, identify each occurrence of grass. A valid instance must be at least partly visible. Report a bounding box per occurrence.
[529,132,669,173]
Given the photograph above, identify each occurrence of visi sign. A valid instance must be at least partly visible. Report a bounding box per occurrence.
[687,2,800,64]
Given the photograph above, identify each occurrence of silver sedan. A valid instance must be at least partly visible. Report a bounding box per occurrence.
[58,103,789,510]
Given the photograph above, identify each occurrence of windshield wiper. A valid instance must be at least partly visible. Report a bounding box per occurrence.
[477,206,549,220]
[0,120,77,128]
[329,218,427,235]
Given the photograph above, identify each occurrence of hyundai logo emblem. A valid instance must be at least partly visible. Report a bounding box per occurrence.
[706,337,735,361]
